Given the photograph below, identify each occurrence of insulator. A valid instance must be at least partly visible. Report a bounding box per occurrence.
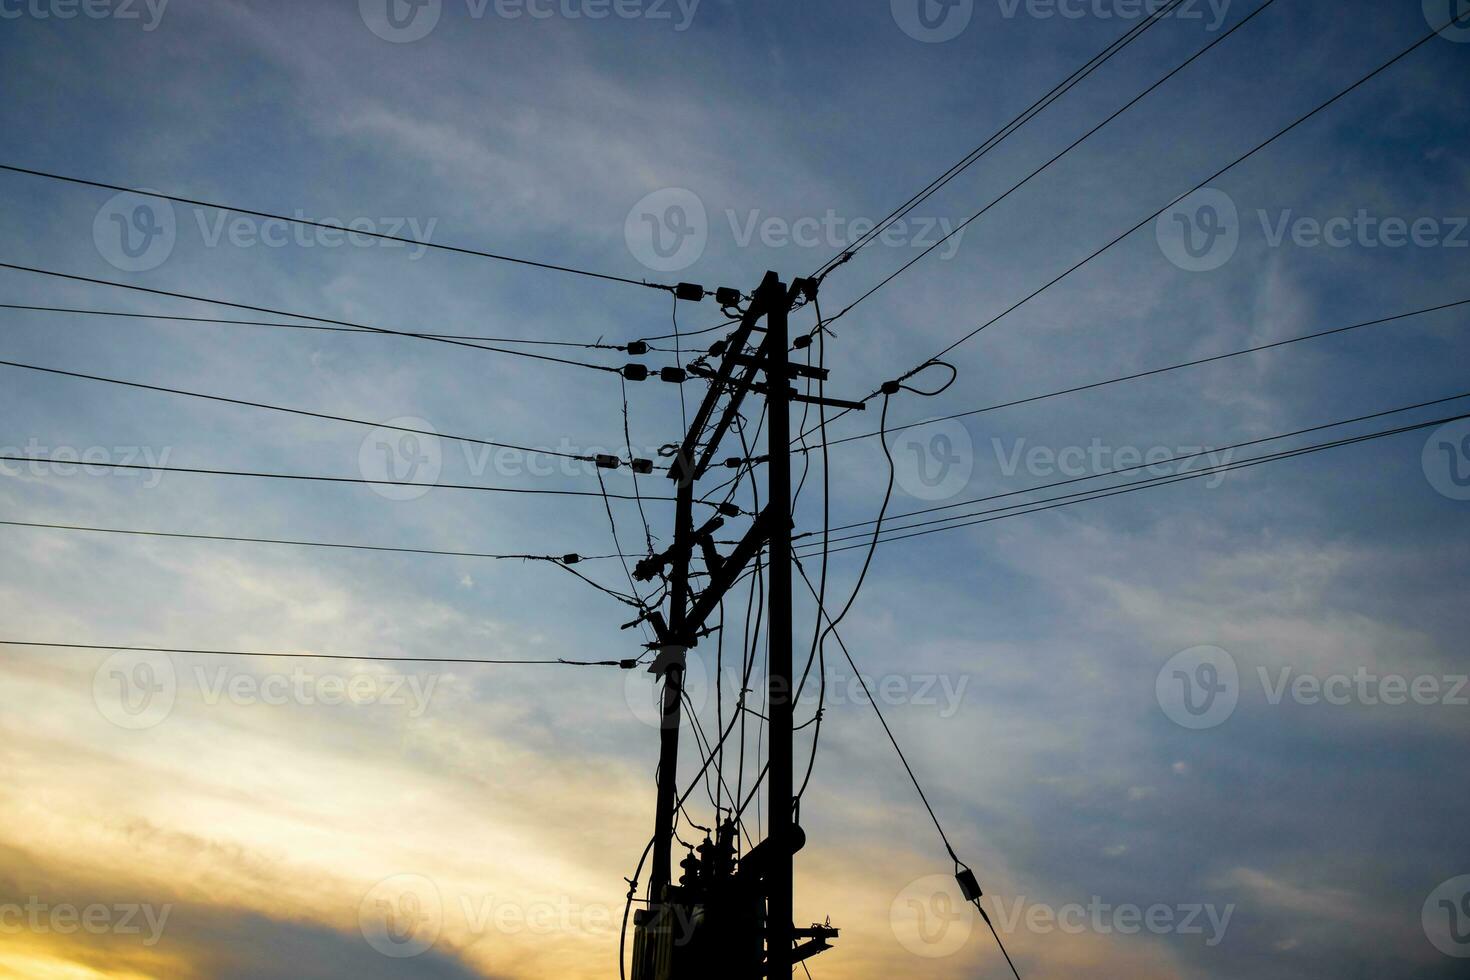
[625,341,649,356]
[659,366,687,384]
[717,502,741,517]
[708,340,728,357]
[561,554,581,565]
[675,282,705,302]
[715,286,742,307]
[793,334,813,349]
[595,454,620,470]
[622,364,649,382]
[880,379,901,395]
[722,457,744,469]
[955,868,983,903]
[631,458,654,474]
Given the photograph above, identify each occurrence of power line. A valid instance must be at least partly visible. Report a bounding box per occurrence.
[824,0,1277,323]
[0,518,629,562]
[0,302,639,351]
[795,298,1470,451]
[0,262,625,374]
[813,0,1188,281]
[0,162,680,295]
[0,452,712,505]
[0,639,633,667]
[796,405,1470,559]
[0,356,645,468]
[910,22,1442,370]
[799,390,1470,543]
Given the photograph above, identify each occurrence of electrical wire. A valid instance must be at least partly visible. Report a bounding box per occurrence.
[0,356,641,468]
[812,0,1189,280]
[0,452,703,503]
[0,518,629,562]
[0,302,644,351]
[795,298,1470,451]
[822,0,1278,324]
[0,162,681,294]
[0,639,633,667]
[798,390,1470,544]
[0,262,626,373]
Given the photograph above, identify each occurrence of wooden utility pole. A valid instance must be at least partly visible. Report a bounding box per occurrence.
[630,271,859,978]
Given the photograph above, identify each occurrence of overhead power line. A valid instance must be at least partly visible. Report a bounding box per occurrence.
[0,262,624,374]
[0,162,679,295]
[0,356,653,469]
[0,639,634,668]
[907,22,1443,370]
[796,298,1470,451]
[803,390,1470,542]
[0,452,727,506]
[796,405,1470,560]
[824,0,1277,323]
[0,518,629,563]
[813,0,1189,280]
[0,302,638,351]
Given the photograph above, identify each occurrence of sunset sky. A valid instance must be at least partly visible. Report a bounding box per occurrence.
[1,1,1468,977]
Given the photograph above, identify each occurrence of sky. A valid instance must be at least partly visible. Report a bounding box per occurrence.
[1,0,1468,977]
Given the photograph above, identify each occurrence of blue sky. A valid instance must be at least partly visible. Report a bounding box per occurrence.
[1,0,1468,977]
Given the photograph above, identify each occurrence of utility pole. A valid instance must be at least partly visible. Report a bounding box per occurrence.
[762,275,794,979]
[629,271,860,979]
